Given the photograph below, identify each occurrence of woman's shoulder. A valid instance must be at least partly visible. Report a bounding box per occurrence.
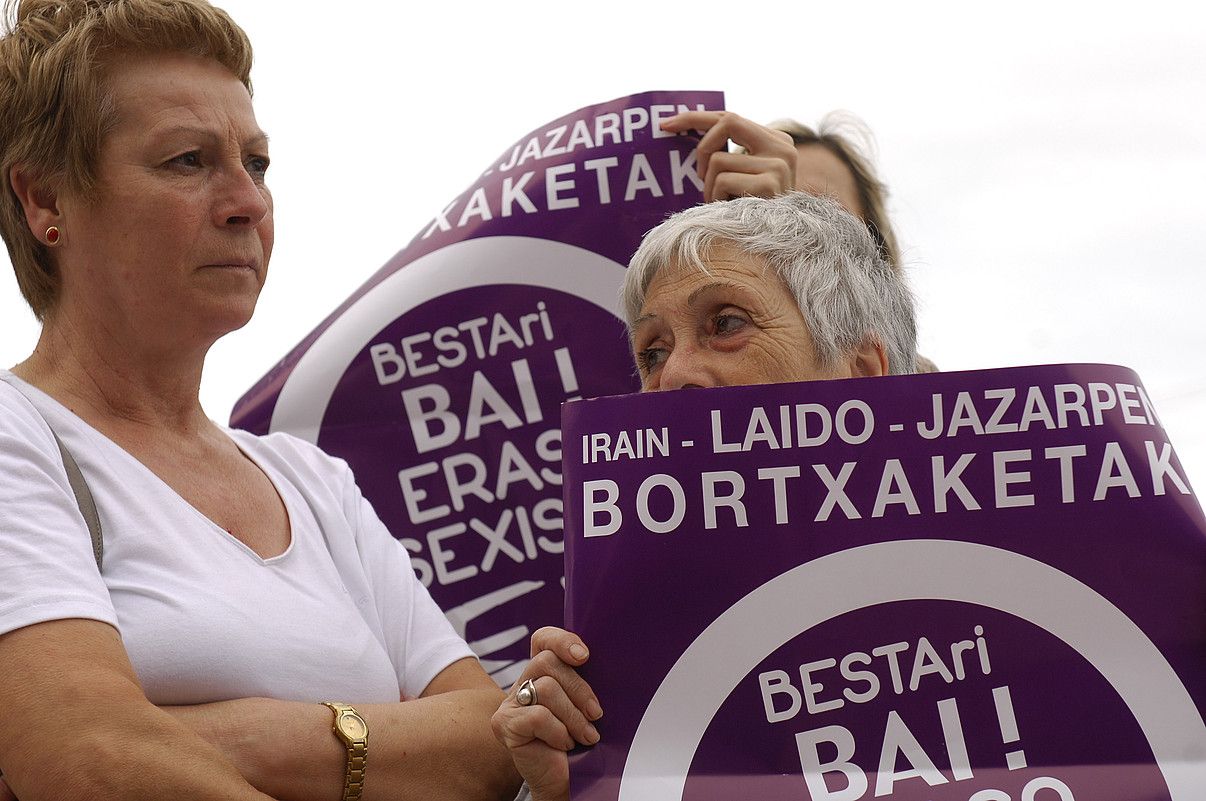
[0,369,37,411]
[227,427,343,465]
[226,427,357,493]
[0,370,60,450]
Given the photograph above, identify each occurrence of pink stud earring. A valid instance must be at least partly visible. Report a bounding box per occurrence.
[45,226,60,245]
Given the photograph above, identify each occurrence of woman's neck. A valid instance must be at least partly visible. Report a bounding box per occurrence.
[13,313,214,435]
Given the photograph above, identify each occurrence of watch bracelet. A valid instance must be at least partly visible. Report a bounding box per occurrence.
[345,738,367,800]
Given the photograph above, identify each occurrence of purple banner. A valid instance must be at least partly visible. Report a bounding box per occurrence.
[563,364,1205,801]
[231,91,723,686]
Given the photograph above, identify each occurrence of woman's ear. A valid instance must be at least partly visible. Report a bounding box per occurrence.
[849,338,889,377]
[9,165,62,240]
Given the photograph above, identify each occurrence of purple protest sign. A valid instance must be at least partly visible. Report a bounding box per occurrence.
[563,364,1205,801]
[231,91,723,686]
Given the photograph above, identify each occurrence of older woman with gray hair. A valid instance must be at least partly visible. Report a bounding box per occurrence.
[625,190,917,390]
[491,191,920,801]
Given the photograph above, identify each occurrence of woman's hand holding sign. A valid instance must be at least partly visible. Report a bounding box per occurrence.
[492,627,603,801]
[660,111,798,202]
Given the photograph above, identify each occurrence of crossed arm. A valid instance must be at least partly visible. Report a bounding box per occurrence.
[0,619,520,801]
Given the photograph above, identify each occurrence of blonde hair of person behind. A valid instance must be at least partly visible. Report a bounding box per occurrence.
[768,112,902,271]
[0,0,253,319]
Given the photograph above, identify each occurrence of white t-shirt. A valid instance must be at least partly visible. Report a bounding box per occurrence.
[0,370,473,704]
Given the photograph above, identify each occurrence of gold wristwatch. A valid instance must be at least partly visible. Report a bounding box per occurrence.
[321,701,368,801]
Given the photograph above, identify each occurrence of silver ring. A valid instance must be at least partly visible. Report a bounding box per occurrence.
[516,678,538,707]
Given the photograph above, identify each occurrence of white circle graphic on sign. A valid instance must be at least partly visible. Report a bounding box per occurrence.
[269,236,627,440]
[618,540,1206,800]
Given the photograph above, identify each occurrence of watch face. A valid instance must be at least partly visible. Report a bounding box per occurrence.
[338,713,367,741]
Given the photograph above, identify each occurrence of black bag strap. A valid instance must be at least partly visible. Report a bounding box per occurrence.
[49,429,103,570]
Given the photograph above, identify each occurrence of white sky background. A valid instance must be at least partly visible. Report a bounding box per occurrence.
[1,1,1203,484]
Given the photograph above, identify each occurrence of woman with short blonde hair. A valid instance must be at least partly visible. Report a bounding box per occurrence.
[0,2,518,799]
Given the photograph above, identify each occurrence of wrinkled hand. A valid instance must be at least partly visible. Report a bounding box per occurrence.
[491,627,602,801]
[661,110,798,202]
